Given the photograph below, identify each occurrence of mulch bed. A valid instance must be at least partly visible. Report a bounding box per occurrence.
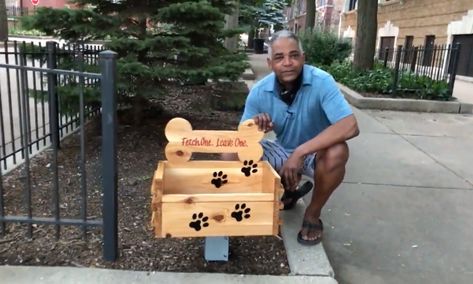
[0,82,290,275]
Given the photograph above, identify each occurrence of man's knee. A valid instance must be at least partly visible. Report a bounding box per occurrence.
[318,142,349,173]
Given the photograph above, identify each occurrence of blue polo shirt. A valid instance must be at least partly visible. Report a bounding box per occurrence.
[241,64,353,153]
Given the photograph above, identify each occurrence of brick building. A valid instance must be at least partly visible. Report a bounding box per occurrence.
[340,0,473,77]
[286,0,345,33]
[6,0,71,16]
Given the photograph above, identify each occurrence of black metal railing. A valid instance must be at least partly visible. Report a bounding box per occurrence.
[377,43,461,97]
[0,42,118,261]
[0,40,104,170]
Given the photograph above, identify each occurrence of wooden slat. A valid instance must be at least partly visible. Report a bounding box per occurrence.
[161,193,274,203]
[151,202,163,237]
[273,178,282,235]
[158,201,277,237]
[262,161,283,235]
[151,161,165,201]
[162,161,265,194]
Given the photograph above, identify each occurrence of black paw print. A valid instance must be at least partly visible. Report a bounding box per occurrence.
[189,212,209,231]
[241,160,258,177]
[211,171,228,188]
[231,203,251,222]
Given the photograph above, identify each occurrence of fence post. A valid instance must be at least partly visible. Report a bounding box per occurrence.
[391,45,403,95]
[448,42,461,97]
[100,50,118,262]
[410,47,418,73]
[0,164,4,236]
[47,41,60,149]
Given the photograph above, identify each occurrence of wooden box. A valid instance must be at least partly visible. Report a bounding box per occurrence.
[150,118,283,238]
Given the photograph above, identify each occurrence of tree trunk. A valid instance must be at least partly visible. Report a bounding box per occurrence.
[224,0,239,52]
[353,0,377,71]
[248,26,255,49]
[305,0,315,31]
[0,0,8,41]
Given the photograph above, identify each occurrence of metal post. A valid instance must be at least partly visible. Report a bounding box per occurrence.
[47,41,61,239]
[410,47,418,73]
[100,50,118,261]
[448,43,461,98]
[19,51,33,238]
[78,49,88,240]
[205,236,229,262]
[47,41,60,149]
[391,45,402,96]
[0,160,4,235]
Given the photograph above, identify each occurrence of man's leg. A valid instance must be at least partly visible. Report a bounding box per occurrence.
[299,142,349,242]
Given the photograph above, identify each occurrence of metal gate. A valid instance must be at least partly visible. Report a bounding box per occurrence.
[0,41,118,261]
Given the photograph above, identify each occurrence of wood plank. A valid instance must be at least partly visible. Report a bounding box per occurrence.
[158,201,278,237]
[162,162,266,194]
[161,193,274,203]
[151,203,162,237]
[164,117,264,163]
[261,162,283,235]
[151,161,165,203]
[273,178,282,235]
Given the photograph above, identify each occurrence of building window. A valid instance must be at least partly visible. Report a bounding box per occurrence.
[349,0,357,10]
[403,36,414,63]
[379,36,395,61]
[423,35,435,66]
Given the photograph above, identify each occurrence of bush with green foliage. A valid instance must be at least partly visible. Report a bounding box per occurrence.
[398,73,451,100]
[22,0,249,114]
[327,61,451,101]
[299,30,352,67]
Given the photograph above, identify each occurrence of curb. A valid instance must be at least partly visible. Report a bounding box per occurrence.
[264,132,337,282]
[338,83,473,114]
[0,266,338,284]
[8,35,54,40]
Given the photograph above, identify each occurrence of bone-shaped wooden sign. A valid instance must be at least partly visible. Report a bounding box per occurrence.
[164,117,264,163]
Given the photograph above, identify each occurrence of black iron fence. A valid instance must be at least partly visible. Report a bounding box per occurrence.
[377,43,461,97]
[0,41,118,261]
[0,41,104,170]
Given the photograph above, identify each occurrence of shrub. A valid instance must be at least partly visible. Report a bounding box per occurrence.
[328,61,451,100]
[299,30,352,67]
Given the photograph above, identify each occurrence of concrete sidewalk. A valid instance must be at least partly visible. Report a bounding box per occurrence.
[320,108,473,284]
[0,266,337,284]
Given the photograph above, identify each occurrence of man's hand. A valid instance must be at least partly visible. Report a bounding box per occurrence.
[253,113,273,133]
[280,152,304,191]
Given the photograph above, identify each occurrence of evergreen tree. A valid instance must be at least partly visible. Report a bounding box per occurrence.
[23,0,248,105]
[240,0,288,46]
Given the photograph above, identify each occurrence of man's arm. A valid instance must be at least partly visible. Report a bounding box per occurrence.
[294,114,359,157]
[280,114,359,189]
